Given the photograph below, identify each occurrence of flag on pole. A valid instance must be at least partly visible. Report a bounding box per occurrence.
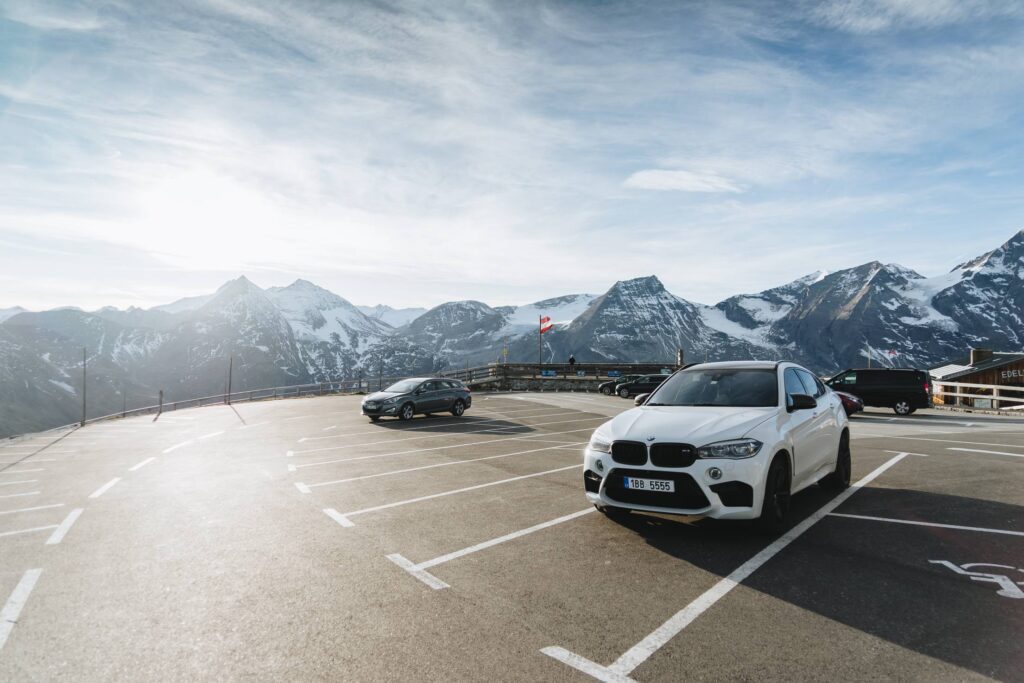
[539,315,553,334]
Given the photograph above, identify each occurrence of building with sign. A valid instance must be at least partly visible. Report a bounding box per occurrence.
[930,348,1024,408]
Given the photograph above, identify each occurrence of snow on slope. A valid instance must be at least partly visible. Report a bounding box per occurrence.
[0,306,27,323]
[266,280,392,353]
[357,304,427,328]
[494,294,598,339]
[153,293,214,314]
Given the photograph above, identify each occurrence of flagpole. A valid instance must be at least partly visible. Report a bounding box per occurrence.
[538,314,542,374]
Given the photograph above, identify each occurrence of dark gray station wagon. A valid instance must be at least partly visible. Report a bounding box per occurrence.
[361,377,472,422]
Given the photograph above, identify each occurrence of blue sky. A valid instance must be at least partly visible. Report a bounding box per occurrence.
[1,0,1022,311]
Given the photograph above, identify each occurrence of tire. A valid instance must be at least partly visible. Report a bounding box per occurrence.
[600,386,613,396]
[398,402,415,421]
[451,400,465,417]
[893,400,912,416]
[756,456,791,535]
[369,416,380,423]
[820,431,851,491]
[618,387,630,398]
[597,504,630,521]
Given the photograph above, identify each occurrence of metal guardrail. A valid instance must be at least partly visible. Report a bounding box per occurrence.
[4,361,679,441]
[932,381,1024,410]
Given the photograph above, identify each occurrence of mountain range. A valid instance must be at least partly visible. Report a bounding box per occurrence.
[1,229,1022,437]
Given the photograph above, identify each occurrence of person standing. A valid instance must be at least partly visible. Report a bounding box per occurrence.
[568,354,576,368]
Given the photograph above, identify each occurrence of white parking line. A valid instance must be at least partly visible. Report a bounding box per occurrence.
[948,447,1024,459]
[0,480,38,487]
[856,433,1024,449]
[128,457,156,471]
[322,425,337,431]
[297,410,584,443]
[542,451,913,682]
[388,508,596,590]
[290,416,602,455]
[89,478,122,499]
[290,427,598,469]
[0,469,45,474]
[0,459,57,464]
[0,569,43,652]
[316,464,581,522]
[0,525,59,539]
[198,431,225,440]
[162,439,195,454]
[45,508,84,545]
[239,421,270,430]
[0,504,64,517]
[827,512,1024,537]
[299,441,587,485]
[0,492,40,500]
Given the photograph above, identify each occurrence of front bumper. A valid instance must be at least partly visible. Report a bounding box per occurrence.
[583,447,772,520]
[361,402,399,417]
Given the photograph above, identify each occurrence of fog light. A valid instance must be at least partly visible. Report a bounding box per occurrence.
[708,467,723,480]
[595,459,604,472]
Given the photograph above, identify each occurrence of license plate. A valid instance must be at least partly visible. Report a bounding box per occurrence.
[364,402,378,409]
[623,476,675,493]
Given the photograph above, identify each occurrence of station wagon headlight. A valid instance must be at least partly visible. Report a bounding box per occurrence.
[698,439,762,459]
[588,434,612,453]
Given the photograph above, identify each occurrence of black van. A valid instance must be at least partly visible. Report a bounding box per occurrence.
[826,368,932,415]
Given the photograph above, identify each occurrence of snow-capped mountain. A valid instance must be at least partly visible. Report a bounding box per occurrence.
[0,306,27,323]
[357,304,427,328]
[266,279,394,379]
[3,228,1024,438]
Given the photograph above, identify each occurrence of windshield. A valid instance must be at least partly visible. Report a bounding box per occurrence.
[646,369,778,407]
[384,379,422,393]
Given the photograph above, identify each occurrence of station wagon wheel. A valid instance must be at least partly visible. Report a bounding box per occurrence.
[601,386,613,395]
[399,402,415,421]
[893,400,912,416]
[451,399,465,417]
[618,387,630,398]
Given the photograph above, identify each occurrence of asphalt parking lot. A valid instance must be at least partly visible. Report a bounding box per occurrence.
[1,392,1022,681]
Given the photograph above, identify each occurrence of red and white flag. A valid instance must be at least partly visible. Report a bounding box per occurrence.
[539,315,553,334]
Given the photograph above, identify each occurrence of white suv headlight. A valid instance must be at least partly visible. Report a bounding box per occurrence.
[588,434,612,453]
[697,439,762,459]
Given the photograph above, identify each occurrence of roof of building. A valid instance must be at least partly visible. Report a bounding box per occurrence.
[930,363,971,380]
[934,352,1024,381]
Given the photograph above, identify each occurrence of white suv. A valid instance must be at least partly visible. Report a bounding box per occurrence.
[583,361,850,532]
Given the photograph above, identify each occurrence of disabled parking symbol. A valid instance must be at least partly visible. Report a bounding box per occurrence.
[930,561,1024,599]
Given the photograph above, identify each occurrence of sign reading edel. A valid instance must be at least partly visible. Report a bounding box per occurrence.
[1001,369,1023,380]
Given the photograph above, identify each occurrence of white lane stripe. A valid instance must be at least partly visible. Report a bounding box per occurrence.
[162,439,195,454]
[45,508,84,545]
[128,457,156,471]
[315,405,569,440]
[0,469,44,474]
[0,504,64,516]
[281,415,315,422]
[0,569,43,652]
[0,492,40,499]
[293,427,598,469]
[307,442,587,488]
[322,425,337,431]
[856,433,1024,449]
[0,460,56,464]
[543,452,912,681]
[311,464,581,518]
[828,512,1024,537]
[300,409,579,442]
[418,508,595,571]
[948,447,1024,458]
[0,480,38,487]
[0,525,59,538]
[88,478,122,499]
[198,430,225,440]
[323,508,354,527]
[290,416,602,455]
[385,553,450,590]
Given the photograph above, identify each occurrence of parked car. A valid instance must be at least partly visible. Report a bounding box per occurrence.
[361,377,471,422]
[583,361,850,533]
[615,374,670,398]
[598,374,642,395]
[834,390,864,416]
[825,368,932,415]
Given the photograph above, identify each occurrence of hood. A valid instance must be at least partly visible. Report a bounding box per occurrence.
[600,405,778,446]
[363,391,405,402]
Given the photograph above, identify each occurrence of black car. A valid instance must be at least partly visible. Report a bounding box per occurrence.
[614,373,670,398]
[361,377,472,422]
[826,368,932,415]
[597,374,642,395]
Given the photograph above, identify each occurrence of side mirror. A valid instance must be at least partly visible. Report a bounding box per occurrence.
[634,393,651,406]
[788,393,817,411]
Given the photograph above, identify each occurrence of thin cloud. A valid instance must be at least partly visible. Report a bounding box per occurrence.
[624,170,744,193]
